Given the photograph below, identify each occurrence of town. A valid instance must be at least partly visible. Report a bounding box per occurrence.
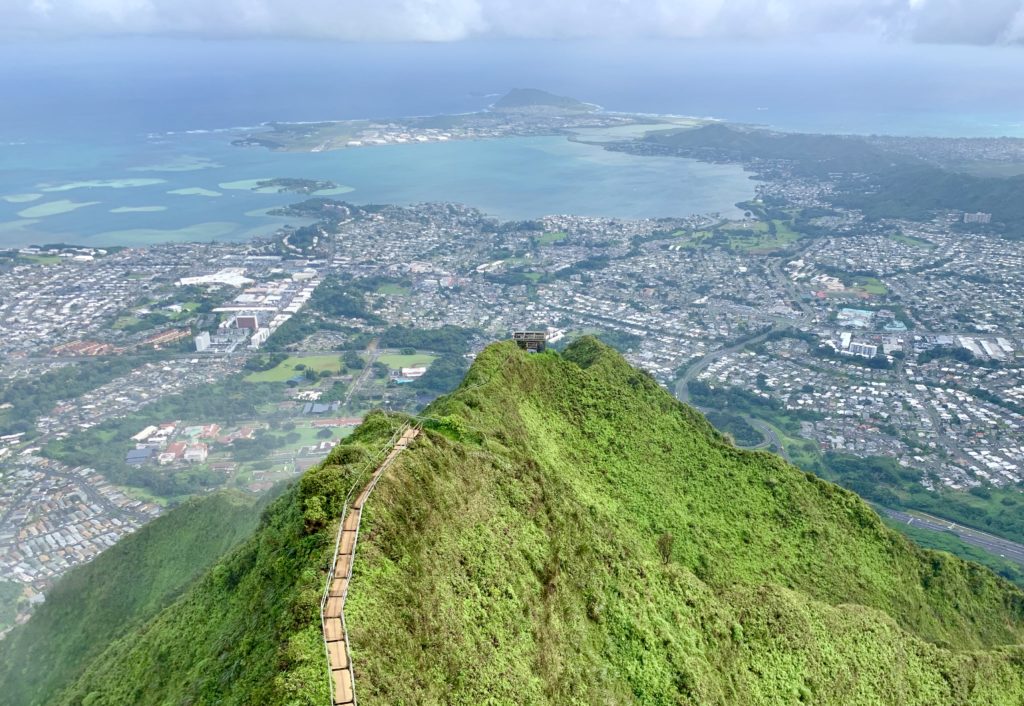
[3,131,1024,633]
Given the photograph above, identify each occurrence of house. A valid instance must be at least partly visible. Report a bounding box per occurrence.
[184,443,208,464]
[158,441,187,465]
[125,448,154,466]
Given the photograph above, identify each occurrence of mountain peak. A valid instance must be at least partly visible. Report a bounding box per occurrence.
[7,339,1024,705]
[491,88,597,113]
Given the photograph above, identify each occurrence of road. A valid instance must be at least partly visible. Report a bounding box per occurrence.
[340,338,380,411]
[744,417,791,461]
[674,325,782,404]
[879,506,1024,567]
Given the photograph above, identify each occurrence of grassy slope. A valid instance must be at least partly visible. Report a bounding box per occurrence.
[51,339,1024,705]
[52,416,405,706]
[347,339,1024,705]
[0,492,262,706]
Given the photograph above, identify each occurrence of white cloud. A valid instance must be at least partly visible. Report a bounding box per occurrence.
[1,0,1023,43]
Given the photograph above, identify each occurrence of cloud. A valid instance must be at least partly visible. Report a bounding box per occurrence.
[2,0,1023,44]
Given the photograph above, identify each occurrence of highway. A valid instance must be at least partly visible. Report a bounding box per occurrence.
[673,325,782,404]
[745,417,791,461]
[879,506,1024,567]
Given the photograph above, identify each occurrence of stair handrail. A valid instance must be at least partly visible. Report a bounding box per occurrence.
[319,421,413,705]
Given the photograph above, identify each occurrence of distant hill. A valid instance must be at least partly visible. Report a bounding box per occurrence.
[646,124,1024,237]
[15,339,1024,704]
[491,88,596,113]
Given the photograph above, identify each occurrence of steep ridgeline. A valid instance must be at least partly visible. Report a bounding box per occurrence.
[0,492,262,706]
[42,339,1024,705]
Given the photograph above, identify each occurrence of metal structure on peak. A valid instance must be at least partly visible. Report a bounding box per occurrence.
[512,330,547,353]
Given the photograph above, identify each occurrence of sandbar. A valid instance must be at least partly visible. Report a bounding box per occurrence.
[2,193,43,204]
[168,187,222,198]
[128,156,222,172]
[218,178,273,191]
[0,218,42,233]
[313,185,355,196]
[18,200,101,218]
[110,206,168,213]
[40,178,166,192]
[94,221,239,245]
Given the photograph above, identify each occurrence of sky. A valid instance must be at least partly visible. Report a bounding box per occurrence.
[3,0,1024,45]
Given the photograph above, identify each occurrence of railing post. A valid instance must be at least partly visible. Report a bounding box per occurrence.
[320,421,416,705]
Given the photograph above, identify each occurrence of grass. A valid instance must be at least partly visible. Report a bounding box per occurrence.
[116,485,171,508]
[722,219,770,233]
[772,219,799,239]
[537,231,567,245]
[667,230,713,250]
[851,276,889,296]
[111,315,140,330]
[669,220,801,253]
[731,220,801,252]
[345,340,1024,704]
[375,283,411,296]
[375,353,437,369]
[245,355,344,383]
[891,233,936,249]
[18,254,61,265]
[27,341,1024,705]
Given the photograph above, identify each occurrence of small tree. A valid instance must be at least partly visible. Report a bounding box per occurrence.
[657,532,674,564]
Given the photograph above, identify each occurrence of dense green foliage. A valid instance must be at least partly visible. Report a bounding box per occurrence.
[378,324,478,354]
[49,417,402,706]
[0,493,262,706]
[343,340,1024,704]
[492,88,592,112]
[37,340,1024,704]
[0,358,139,435]
[647,125,1024,236]
[818,452,1024,549]
[378,325,479,397]
[308,277,382,324]
[0,581,22,632]
[882,519,1024,589]
[409,352,469,397]
[42,378,277,497]
[703,410,762,446]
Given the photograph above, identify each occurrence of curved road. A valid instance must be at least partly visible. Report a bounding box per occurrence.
[879,506,1024,567]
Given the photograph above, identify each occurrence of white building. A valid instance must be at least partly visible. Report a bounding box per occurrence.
[194,331,211,353]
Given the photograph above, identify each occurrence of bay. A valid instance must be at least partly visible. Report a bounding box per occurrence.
[0,133,754,247]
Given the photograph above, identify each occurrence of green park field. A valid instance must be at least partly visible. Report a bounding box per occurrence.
[244,355,344,383]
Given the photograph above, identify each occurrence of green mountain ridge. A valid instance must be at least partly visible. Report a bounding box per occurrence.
[492,88,596,113]
[9,338,1024,704]
[0,491,263,706]
[644,124,1024,236]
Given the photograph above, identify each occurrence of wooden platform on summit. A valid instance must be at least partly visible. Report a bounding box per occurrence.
[322,425,420,706]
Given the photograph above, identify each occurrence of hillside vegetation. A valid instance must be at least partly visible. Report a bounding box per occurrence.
[646,124,1024,236]
[492,88,595,113]
[0,492,262,706]
[31,339,1024,705]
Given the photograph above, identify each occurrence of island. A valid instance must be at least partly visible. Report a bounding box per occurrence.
[230,88,681,153]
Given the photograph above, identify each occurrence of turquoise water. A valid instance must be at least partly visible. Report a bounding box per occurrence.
[5,39,1020,247]
[0,133,754,247]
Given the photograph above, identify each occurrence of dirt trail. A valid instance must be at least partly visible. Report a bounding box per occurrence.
[322,425,419,705]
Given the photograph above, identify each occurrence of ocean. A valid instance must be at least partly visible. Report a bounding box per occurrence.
[1,38,1022,247]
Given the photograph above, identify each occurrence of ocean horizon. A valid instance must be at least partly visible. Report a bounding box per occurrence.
[2,38,1023,248]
